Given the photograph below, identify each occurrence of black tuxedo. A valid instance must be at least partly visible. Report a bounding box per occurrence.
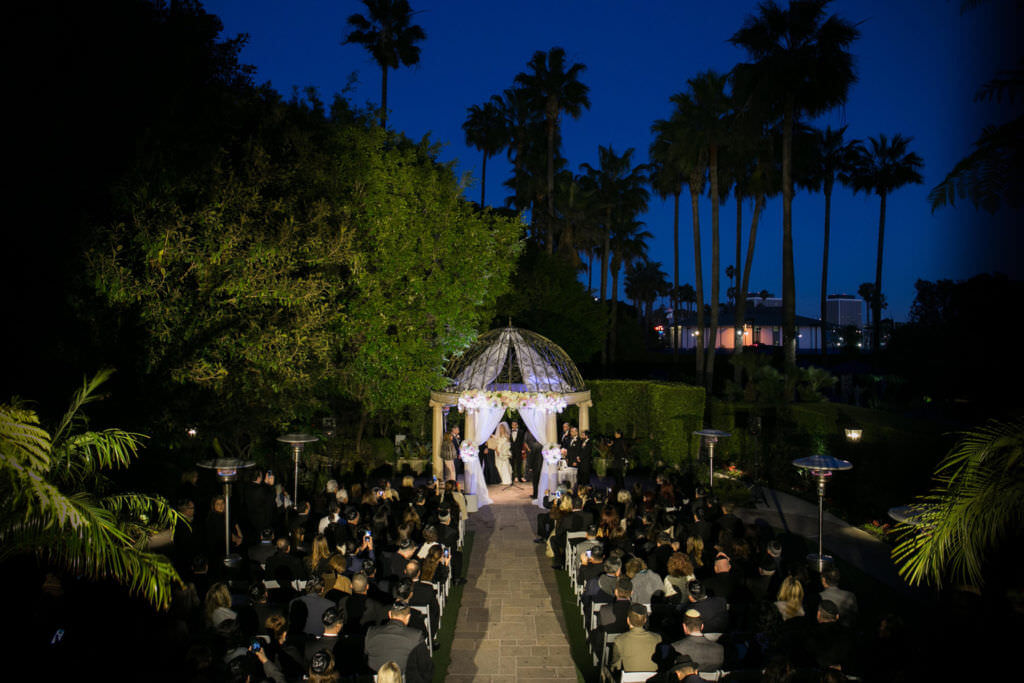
[526,439,543,497]
[509,427,527,480]
[577,437,594,490]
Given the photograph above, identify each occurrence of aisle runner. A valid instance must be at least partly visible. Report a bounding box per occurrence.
[446,484,578,682]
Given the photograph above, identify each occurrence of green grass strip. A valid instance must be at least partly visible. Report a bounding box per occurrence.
[552,567,599,683]
[432,530,474,683]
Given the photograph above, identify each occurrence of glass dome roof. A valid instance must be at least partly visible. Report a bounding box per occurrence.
[443,326,585,393]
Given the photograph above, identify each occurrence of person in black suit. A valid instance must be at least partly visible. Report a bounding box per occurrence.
[509,420,527,482]
[559,421,573,450]
[577,429,594,492]
[526,435,543,498]
[608,429,628,490]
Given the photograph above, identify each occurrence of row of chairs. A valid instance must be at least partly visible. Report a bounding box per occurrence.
[561,532,725,682]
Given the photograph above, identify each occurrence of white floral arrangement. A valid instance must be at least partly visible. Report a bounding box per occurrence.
[542,445,563,465]
[457,390,567,413]
[459,441,479,463]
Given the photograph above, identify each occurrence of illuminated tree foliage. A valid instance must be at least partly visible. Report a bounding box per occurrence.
[90,97,522,446]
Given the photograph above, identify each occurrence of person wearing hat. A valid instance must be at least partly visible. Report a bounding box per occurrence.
[685,579,729,635]
[671,608,724,673]
[289,576,336,637]
[667,653,702,681]
[609,603,661,673]
[597,576,635,635]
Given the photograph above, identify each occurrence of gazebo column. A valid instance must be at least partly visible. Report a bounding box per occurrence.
[578,400,593,433]
[546,411,557,445]
[430,401,443,479]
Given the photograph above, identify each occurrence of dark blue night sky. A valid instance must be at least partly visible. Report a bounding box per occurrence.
[206,0,1022,321]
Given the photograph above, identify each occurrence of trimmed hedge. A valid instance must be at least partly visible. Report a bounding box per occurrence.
[586,379,705,467]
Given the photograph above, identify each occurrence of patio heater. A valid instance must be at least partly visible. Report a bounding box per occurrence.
[694,428,731,488]
[197,458,254,568]
[792,454,853,572]
[277,432,319,510]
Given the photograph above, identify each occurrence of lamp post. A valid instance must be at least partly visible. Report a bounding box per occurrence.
[277,432,319,510]
[197,458,254,568]
[694,429,731,489]
[792,454,853,572]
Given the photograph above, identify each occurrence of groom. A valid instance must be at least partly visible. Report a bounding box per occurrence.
[510,420,527,483]
[525,434,543,498]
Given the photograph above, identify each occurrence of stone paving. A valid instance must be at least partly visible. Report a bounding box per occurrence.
[446,482,579,682]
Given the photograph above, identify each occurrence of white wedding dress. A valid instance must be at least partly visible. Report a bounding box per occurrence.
[495,436,512,485]
[461,446,492,507]
[534,452,561,508]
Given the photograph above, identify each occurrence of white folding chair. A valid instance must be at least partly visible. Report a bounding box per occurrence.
[600,630,622,671]
[409,604,432,653]
[621,672,656,682]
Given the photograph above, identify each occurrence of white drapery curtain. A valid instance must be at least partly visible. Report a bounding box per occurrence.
[516,407,549,447]
[471,404,506,447]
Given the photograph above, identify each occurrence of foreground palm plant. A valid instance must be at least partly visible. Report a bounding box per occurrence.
[891,418,1024,588]
[0,370,182,609]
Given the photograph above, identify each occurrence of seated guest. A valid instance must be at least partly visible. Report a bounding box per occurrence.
[597,576,634,635]
[625,557,663,606]
[364,603,433,683]
[819,565,858,627]
[685,580,728,636]
[609,604,661,673]
[774,575,805,621]
[670,608,725,673]
[663,552,696,602]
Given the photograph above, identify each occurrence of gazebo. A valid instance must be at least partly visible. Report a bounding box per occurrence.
[428,326,592,477]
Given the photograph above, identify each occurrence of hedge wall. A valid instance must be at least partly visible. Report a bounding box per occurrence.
[586,379,705,467]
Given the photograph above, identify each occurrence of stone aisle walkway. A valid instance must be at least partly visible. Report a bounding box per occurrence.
[446,483,578,682]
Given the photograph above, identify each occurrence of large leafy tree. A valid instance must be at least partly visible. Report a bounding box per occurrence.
[892,418,1024,589]
[731,0,859,385]
[343,0,426,128]
[515,46,591,254]
[462,100,507,207]
[847,133,924,353]
[91,97,522,451]
[0,370,181,609]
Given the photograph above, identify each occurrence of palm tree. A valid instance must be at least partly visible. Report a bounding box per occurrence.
[609,219,653,361]
[728,128,781,384]
[625,258,670,330]
[674,70,733,390]
[805,125,859,358]
[515,47,591,254]
[651,107,708,383]
[847,133,924,353]
[731,0,859,385]
[462,100,507,207]
[0,371,182,609]
[343,0,426,128]
[492,87,537,215]
[892,418,1024,588]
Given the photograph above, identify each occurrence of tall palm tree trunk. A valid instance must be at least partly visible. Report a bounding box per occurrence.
[705,147,720,391]
[690,184,705,386]
[731,196,743,377]
[673,190,680,361]
[820,184,833,361]
[873,192,887,354]
[735,193,765,384]
[781,98,797,396]
[610,268,621,363]
[480,151,489,206]
[546,118,556,254]
[380,65,388,128]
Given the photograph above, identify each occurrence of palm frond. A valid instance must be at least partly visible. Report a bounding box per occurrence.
[0,403,51,470]
[891,418,1024,587]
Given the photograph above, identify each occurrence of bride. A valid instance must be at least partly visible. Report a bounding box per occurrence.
[489,422,513,485]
